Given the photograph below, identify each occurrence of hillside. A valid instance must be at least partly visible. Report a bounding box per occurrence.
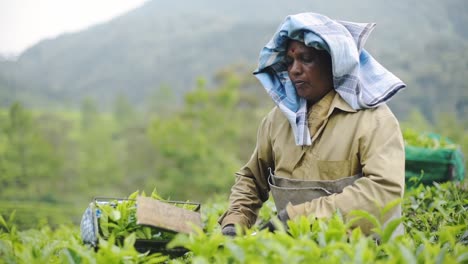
[0,0,466,120]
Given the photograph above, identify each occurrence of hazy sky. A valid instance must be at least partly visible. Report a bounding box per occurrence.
[0,0,149,56]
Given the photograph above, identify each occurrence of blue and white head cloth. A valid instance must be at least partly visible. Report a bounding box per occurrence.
[254,13,406,146]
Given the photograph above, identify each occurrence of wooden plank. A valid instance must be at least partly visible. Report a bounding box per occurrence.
[136,196,202,234]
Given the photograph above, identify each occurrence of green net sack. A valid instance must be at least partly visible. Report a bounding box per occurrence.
[404,131,466,188]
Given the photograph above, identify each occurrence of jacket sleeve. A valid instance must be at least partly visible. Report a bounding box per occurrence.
[218,114,274,228]
[286,108,405,234]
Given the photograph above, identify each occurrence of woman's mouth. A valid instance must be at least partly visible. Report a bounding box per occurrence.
[294,80,306,89]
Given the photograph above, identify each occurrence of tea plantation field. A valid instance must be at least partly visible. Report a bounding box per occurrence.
[1,182,467,263]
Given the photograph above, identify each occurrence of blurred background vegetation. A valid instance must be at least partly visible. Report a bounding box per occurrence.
[0,0,466,228]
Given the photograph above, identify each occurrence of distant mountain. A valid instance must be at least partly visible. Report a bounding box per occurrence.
[1,0,466,120]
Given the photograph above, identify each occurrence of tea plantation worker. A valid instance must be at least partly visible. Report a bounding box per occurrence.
[219,12,406,237]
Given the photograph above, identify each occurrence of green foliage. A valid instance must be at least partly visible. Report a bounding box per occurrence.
[147,75,260,200]
[166,183,467,263]
[0,212,168,264]
[0,102,61,199]
[1,182,467,263]
[1,75,466,231]
[404,182,468,240]
[94,189,199,242]
[0,201,75,228]
[77,98,123,190]
[113,94,136,128]
[0,71,267,229]
[402,128,458,149]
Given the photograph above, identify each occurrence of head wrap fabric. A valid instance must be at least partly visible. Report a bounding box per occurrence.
[254,12,406,146]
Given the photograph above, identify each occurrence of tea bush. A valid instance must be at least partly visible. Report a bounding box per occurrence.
[1,182,467,263]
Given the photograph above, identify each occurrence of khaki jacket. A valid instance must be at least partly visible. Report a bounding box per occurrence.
[219,91,405,234]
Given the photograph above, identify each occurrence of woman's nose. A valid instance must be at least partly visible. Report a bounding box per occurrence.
[288,61,302,76]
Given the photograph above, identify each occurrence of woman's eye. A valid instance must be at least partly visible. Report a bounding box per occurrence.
[284,57,293,66]
[301,55,315,63]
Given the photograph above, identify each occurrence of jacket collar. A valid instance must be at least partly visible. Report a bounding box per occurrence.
[328,91,357,116]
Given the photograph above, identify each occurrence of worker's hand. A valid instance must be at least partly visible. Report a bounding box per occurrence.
[221,224,237,237]
[260,209,289,232]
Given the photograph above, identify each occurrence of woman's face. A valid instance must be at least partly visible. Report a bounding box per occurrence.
[285,40,334,104]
